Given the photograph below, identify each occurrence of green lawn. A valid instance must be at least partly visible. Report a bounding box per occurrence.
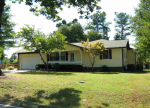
[0,70,150,108]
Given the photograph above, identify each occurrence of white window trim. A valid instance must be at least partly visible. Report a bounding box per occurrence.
[100,50,110,59]
[70,52,75,62]
[61,52,66,61]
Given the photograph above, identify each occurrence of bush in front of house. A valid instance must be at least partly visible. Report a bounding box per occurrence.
[100,65,110,72]
[35,64,83,71]
[54,63,60,70]
[127,64,135,72]
[8,66,14,70]
[36,64,52,70]
[59,65,83,71]
[136,64,143,71]
[35,65,40,70]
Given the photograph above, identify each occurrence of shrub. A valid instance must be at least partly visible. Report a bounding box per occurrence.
[127,64,135,72]
[36,64,52,70]
[8,66,14,70]
[54,63,60,70]
[35,65,40,70]
[100,65,110,72]
[136,64,143,71]
[35,64,83,71]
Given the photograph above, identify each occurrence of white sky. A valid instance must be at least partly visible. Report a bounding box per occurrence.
[5,0,140,58]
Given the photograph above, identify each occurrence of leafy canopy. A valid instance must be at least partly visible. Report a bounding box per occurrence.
[13,0,101,21]
[114,12,131,40]
[81,38,106,70]
[18,25,67,53]
[85,11,111,40]
[132,0,150,62]
[58,23,85,43]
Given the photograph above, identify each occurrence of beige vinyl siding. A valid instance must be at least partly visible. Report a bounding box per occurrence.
[82,48,122,67]
[127,49,136,65]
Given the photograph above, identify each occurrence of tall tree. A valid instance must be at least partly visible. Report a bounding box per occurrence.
[58,23,85,43]
[85,11,111,40]
[132,0,150,62]
[18,25,67,70]
[86,30,102,41]
[0,5,15,76]
[56,18,78,28]
[114,12,131,40]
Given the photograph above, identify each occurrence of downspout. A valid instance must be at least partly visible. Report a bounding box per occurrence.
[122,48,124,69]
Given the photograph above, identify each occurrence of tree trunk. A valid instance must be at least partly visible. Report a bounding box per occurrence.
[39,52,47,70]
[0,69,4,76]
[92,64,94,71]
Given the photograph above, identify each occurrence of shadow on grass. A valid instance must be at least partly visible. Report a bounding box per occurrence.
[91,72,120,74]
[18,71,74,76]
[0,88,82,108]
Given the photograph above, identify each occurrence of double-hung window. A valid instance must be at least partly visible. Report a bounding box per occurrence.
[100,50,112,59]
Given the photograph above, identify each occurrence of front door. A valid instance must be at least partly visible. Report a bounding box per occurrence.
[70,53,75,62]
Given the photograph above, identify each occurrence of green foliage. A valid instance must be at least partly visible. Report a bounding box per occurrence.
[58,23,85,43]
[8,66,14,70]
[9,53,17,64]
[4,57,9,64]
[35,65,40,70]
[18,25,67,70]
[81,39,106,71]
[114,12,131,40]
[13,0,101,21]
[85,11,111,40]
[132,0,150,62]
[54,63,60,70]
[100,65,110,72]
[86,30,102,41]
[0,5,16,49]
[56,18,78,28]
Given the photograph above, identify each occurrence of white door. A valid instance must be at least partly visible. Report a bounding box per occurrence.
[21,56,39,69]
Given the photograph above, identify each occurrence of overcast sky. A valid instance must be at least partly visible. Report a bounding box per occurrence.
[5,0,140,58]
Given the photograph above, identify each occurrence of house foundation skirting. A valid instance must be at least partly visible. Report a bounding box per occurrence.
[83,67,123,72]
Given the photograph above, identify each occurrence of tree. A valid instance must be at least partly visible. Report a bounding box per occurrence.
[114,12,131,40]
[85,11,111,40]
[9,53,17,64]
[81,39,106,71]
[5,0,101,22]
[0,5,15,76]
[132,0,150,62]
[18,25,67,70]
[56,18,78,28]
[86,30,102,41]
[58,23,85,43]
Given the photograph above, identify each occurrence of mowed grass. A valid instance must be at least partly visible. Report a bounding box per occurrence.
[0,70,150,108]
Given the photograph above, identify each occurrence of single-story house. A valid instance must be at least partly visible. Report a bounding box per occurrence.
[16,39,137,71]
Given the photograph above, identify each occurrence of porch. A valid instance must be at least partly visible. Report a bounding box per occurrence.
[47,50,83,65]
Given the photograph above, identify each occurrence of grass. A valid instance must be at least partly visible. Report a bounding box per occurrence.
[0,70,150,108]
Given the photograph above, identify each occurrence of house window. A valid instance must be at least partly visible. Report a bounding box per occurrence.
[70,53,75,62]
[100,50,112,59]
[48,52,59,61]
[61,52,66,61]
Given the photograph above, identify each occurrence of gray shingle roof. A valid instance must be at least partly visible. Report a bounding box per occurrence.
[14,49,35,54]
[69,39,129,48]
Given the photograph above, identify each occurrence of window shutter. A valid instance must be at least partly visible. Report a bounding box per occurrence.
[109,50,112,59]
[66,52,68,61]
[100,55,103,60]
